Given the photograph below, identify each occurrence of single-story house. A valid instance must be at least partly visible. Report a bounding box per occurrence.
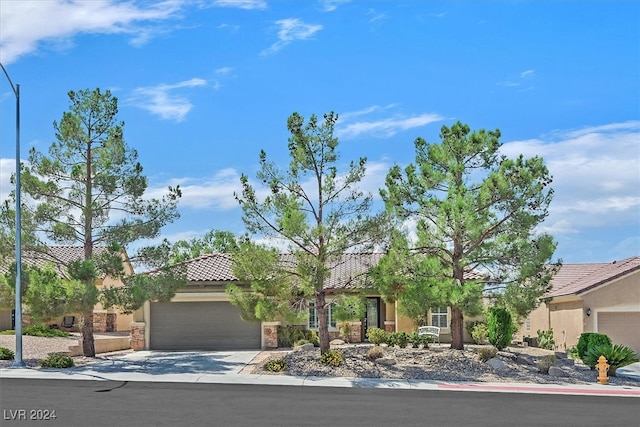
[0,245,134,333]
[131,253,482,351]
[517,256,640,354]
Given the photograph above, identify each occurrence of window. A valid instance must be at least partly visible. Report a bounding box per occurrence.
[431,307,448,328]
[308,302,337,329]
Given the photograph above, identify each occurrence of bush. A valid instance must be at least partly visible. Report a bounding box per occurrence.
[409,332,430,348]
[277,326,318,347]
[582,344,639,375]
[487,307,514,350]
[367,345,384,360]
[537,329,555,350]
[477,346,498,362]
[537,355,557,374]
[23,324,69,338]
[387,332,410,348]
[40,353,75,368]
[319,349,344,367]
[263,358,287,372]
[567,345,579,360]
[366,327,387,345]
[0,347,15,360]
[293,339,310,348]
[465,320,488,344]
[576,333,612,360]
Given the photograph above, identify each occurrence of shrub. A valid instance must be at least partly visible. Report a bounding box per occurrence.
[477,346,498,362]
[319,349,344,367]
[487,307,514,350]
[367,345,384,360]
[293,339,310,348]
[0,347,15,360]
[566,345,579,360]
[537,329,555,350]
[576,333,612,360]
[40,353,74,368]
[277,326,318,347]
[340,323,353,343]
[582,344,639,375]
[263,358,287,372]
[409,332,430,348]
[471,323,489,345]
[387,332,410,348]
[23,324,69,338]
[366,327,387,345]
[0,330,15,335]
[537,355,557,374]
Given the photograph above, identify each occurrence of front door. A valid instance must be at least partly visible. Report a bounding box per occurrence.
[364,297,380,340]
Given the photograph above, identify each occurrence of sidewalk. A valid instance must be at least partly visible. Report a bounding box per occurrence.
[2,351,639,398]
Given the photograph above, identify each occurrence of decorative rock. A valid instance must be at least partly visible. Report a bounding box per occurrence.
[497,351,517,361]
[554,351,567,359]
[375,357,397,366]
[557,357,575,367]
[515,355,535,366]
[487,357,508,371]
[330,339,346,346]
[295,343,315,351]
[548,366,569,377]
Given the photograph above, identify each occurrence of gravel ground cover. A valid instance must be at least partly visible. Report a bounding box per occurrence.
[253,343,640,387]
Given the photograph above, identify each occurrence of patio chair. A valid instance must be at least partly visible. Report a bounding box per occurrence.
[61,316,76,328]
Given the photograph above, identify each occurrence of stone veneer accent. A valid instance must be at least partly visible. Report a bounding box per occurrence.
[93,312,107,332]
[384,320,395,333]
[130,322,146,351]
[105,313,116,332]
[262,322,280,348]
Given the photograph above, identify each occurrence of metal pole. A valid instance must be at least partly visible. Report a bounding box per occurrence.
[0,63,24,366]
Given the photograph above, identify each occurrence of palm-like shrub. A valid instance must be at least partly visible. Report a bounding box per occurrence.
[582,344,639,375]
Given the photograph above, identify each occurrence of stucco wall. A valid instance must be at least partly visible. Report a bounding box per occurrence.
[581,271,640,332]
[548,300,584,350]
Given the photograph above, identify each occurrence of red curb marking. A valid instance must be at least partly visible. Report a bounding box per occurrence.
[437,383,640,396]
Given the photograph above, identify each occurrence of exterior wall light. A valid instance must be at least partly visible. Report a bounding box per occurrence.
[586,307,592,317]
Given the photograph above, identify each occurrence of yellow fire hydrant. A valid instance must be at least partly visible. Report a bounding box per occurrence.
[596,355,609,385]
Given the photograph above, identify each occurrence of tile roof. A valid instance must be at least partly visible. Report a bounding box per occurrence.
[0,246,108,279]
[175,252,484,290]
[546,256,640,298]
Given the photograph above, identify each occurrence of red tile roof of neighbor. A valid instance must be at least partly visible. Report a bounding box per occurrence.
[546,256,640,298]
[0,246,109,279]
[178,252,485,290]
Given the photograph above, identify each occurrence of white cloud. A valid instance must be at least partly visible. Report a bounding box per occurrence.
[0,158,16,203]
[212,0,267,10]
[319,0,351,12]
[0,0,182,64]
[261,18,323,56]
[498,69,536,89]
[501,121,640,233]
[127,78,208,122]
[215,67,234,75]
[336,107,443,139]
[520,69,535,79]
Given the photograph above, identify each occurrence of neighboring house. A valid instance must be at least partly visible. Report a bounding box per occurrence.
[0,245,134,333]
[518,256,640,354]
[130,253,482,351]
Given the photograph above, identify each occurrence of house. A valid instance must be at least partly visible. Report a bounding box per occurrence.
[518,256,640,354]
[0,245,134,333]
[130,253,481,351]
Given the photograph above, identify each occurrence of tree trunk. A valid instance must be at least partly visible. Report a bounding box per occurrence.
[316,292,330,354]
[450,306,464,350]
[81,312,96,357]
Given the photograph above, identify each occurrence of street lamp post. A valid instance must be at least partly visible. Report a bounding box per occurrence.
[0,62,23,367]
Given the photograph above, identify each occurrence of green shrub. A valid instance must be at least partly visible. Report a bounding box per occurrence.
[537,354,557,374]
[0,347,15,360]
[277,326,319,347]
[366,327,387,345]
[23,325,69,338]
[409,332,430,348]
[582,344,639,375]
[576,333,612,360]
[487,307,514,350]
[387,332,410,348]
[471,323,489,345]
[567,345,579,360]
[40,353,75,368]
[367,345,384,360]
[293,339,310,348]
[263,358,287,372]
[0,330,15,335]
[319,349,344,367]
[477,346,498,362]
[537,329,555,350]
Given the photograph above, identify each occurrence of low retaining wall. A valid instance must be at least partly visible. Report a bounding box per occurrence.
[68,335,131,356]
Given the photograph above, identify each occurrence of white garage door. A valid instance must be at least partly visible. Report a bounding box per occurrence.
[150,301,261,350]
[597,312,640,354]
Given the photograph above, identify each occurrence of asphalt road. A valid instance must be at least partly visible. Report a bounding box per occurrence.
[1,378,639,427]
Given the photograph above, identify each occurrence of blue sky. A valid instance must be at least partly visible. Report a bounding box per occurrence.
[1,0,638,265]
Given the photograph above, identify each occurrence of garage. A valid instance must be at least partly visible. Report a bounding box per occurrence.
[597,311,640,354]
[149,301,261,350]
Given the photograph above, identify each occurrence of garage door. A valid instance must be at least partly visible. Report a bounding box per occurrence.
[150,301,261,350]
[597,312,640,354]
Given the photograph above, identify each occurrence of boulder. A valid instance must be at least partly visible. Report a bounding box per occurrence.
[487,357,508,371]
[295,343,315,352]
[375,357,397,366]
[330,339,346,346]
[548,366,569,377]
[515,355,535,366]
